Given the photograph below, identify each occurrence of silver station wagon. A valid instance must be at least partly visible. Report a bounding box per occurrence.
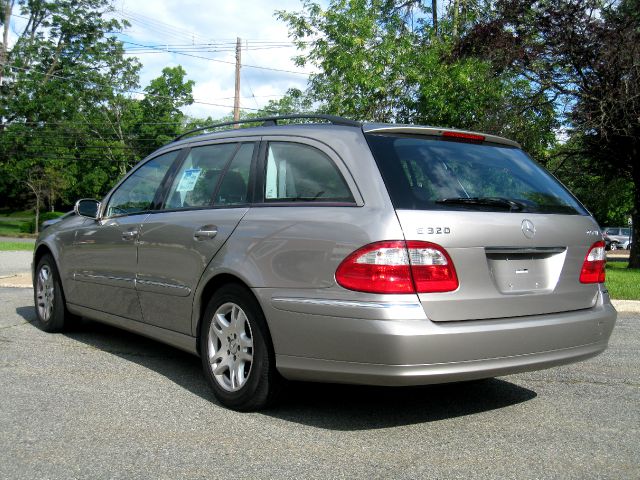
[33,115,617,410]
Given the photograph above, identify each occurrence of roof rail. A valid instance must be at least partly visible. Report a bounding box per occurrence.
[173,114,361,142]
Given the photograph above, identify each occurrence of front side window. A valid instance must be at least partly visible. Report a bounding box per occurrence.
[264,142,353,202]
[106,150,178,217]
[366,133,588,215]
[165,143,238,209]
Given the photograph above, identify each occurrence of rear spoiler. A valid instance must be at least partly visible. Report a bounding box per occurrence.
[362,124,521,148]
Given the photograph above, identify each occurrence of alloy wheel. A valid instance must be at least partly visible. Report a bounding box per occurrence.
[36,265,55,322]
[207,302,254,392]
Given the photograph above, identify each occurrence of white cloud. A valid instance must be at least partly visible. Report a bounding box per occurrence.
[113,0,316,119]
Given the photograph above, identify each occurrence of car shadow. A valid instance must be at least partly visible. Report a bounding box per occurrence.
[267,378,536,431]
[17,305,537,431]
[16,305,213,401]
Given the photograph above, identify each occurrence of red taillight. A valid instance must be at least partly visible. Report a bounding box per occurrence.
[579,241,606,284]
[406,241,459,292]
[335,241,458,294]
[442,131,485,142]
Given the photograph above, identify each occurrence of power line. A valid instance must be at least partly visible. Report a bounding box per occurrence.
[0,62,275,112]
[1,132,163,142]
[114,9,212,45]
[120,41,310,76]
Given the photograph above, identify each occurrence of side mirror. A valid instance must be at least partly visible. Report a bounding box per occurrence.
[74,199,101,219]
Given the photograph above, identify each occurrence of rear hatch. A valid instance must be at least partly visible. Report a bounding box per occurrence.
[365,126,603,322]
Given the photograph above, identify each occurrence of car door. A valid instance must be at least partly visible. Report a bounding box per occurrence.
[66,150,180,320]
[135,140,258,334]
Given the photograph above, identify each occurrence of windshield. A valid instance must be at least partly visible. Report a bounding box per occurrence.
[366,133,588,215]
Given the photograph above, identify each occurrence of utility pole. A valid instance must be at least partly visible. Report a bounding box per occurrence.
[432,0,438,36]
[233,37,241,127]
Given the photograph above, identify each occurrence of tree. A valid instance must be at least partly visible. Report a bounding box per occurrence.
[0,1,198,209]
[135,66,195,153]
[277,0,556,157]
[0,0,142,207]
[457,0,640,267]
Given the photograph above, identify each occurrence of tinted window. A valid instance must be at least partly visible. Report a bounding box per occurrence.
[264,142,353,202]
[106,151,178,217]
[216,143,254,206]
[366,134,587,215]
[165,143,237,209]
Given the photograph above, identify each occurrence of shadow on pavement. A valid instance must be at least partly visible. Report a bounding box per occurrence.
[17,305,537,430]
[16,305,213,402]
[267,378,536,431]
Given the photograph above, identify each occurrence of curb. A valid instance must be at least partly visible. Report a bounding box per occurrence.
[610,299,640,314]
[0,272,32,289]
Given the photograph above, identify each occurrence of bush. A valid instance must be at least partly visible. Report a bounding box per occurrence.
[20,211,67,234]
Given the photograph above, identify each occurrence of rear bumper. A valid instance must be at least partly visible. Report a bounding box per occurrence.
[276,339,608,386]
[256,289,617,386]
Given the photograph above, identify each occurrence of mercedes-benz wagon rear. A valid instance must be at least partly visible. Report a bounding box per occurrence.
[33,116,616,410]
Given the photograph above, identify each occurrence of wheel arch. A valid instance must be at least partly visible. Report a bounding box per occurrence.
[194,273,273,356]
[33,243,56,281]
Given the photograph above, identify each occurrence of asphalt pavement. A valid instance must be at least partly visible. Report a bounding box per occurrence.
[0,287,638,479]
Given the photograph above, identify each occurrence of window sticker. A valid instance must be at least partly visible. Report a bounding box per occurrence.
[176,168,202,192]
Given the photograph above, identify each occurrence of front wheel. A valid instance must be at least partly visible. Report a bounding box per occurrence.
[33,254,72,332]
[200,284,281,411]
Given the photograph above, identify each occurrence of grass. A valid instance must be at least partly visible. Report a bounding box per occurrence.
[0,209,34,237]
[605,262,640,300]
[0,219,31,237]
[0,209,64,238]
[0,208,34,219]
[0,241,34,251]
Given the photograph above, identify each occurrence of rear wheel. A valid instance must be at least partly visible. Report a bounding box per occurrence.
[34,254,74,332]
[200,284,281,411]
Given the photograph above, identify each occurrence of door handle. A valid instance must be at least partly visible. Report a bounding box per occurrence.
[194,226,218,240]
[122,229,138,241]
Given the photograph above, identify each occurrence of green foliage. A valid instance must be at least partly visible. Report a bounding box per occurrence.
[277,0,556,158]
[0,219,29,236]
[20,211,67,234]
[547,144,634,226]
[0,1,196,210]
[458,0,639,267]
[136,66,195,153]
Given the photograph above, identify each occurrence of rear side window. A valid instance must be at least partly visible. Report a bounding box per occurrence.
[165,143,238,209]
[366,133,587,215]
[215,143,254,206]
[264,142,353,203]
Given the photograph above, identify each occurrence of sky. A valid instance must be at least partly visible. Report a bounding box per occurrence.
[109,0,317,119]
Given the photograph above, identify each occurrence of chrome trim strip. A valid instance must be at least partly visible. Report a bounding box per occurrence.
[73,272,135,289]
[74,273,134,283]
[136,279,192,297]
[485,246,566,255]
[136,279,191,291]
[272,297,424,310]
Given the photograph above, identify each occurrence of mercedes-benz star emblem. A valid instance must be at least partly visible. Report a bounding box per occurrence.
[521,219,536,239]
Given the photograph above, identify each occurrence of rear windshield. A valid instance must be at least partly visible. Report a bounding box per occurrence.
[366,133,587,215]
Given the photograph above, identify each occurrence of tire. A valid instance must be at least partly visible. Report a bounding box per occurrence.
[610,242,618,250]
[33,254,74,332]
[200,284,282,411]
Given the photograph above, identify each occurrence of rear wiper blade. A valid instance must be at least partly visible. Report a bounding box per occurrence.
[435,197,524,211]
